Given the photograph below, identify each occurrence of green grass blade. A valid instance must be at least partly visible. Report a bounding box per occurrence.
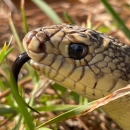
[0,107,16,114]
[0,36,13,65]
[9,73,35,130]
[0,43,7,64]
[31,0,62,24]
[63,12,75,24]
[4,47,14,58]
[36,101,96,129]
[34,105,78,112]
[21,0,29,34]
[0,79,15,109]
[9,16,31,72]
[9,18,24,53]
[100,0,130,39]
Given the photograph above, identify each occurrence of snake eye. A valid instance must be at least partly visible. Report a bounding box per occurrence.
[69,43,88,60]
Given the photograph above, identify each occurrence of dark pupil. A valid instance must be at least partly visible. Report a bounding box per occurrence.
[69,43,88,60]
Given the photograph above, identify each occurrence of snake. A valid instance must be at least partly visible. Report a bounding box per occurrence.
[12,24,130,130]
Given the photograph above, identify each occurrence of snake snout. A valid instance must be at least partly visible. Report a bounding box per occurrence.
[23,30,47,53]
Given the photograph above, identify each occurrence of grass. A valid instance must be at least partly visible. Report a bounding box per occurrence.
[100,0,130,39]
[0,0,129,130]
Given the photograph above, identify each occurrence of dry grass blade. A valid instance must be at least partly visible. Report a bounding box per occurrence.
[36,84,130,129]
[79,84,130,116]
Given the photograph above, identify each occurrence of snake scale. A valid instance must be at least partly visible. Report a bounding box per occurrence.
[18,24,130,130]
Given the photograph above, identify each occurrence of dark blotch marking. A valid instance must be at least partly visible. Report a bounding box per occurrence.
[89,31,99,40]
[79,33,87,38]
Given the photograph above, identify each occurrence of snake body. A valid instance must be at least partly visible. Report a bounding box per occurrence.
[23,24,130,130]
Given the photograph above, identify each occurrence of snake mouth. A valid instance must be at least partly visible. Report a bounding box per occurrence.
[11,52,30,82]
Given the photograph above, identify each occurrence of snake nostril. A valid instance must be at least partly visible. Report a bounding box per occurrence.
[26,31,38,45]
[38,42,46,52]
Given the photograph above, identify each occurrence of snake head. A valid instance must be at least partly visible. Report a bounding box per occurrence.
[12,24,130,129]
[22,24,129,100]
